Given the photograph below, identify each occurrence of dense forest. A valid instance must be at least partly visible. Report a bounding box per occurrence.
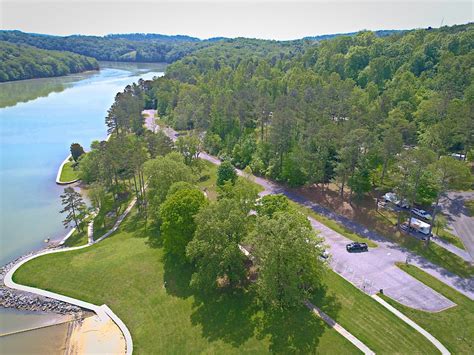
[0,41,98,82]
[142,23,473,205]
[0,30,209,63]
[70,23,472,296]
[0,29,400,65]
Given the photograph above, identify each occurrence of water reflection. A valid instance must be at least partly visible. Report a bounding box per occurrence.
[0,61,167,109]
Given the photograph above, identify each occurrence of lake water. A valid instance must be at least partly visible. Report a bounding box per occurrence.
[0,62,166,266]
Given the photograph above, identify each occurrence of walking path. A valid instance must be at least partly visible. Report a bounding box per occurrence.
[372,295,450,355]
[4,196,138,355]
[144,113,473,311]
[237,243,374,353]
[304,300,375,355]
[87,219,94,245]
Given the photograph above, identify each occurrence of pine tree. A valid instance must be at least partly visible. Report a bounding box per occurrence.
[60,187,87,231]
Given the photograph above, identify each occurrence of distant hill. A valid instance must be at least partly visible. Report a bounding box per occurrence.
[304,29,404,41]
[105,33,201,42]
[0,29,408,66]
[0,41,98,82]
[0,30,209,63]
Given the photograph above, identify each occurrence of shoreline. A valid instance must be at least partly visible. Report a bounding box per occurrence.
[0,246,82,316]
[0,69,100,85]
[1,192,137,355]
[56,154,80,185]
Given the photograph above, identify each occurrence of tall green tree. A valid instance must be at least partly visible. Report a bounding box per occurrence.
[160,188,207,261]
[217,160,237,186]
[186,199,249,290]
[145,152,194,220]
[60,187,87,231]
[176,133,202,165]
[248,210,325,309]
[70,143,85,162]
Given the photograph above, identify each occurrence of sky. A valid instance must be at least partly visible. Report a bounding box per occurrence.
[0,0,472,40]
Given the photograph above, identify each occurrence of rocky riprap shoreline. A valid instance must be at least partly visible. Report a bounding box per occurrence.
[0,247,82,315]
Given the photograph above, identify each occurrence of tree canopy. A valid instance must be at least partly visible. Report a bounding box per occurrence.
[160,187,207,260]
[248,210,325,308]
[0,41,98,82]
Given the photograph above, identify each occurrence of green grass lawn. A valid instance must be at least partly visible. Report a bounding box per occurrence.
[381,263,474,354]
[196,160,219,201]
[311,271,436,354]
[14,211,358,354]
[465,199,474,217]
[399,234,473,278]
[436,228,466,250]
[59,161,79,182]
[63,228,88,247]
[13,209,436,354]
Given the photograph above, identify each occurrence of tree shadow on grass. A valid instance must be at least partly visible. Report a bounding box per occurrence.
[159,244,339,352]
[255,304,326,354]
[310,283,342,319]
[162,254,194,299]
[252,283,341,354]
[190,288,259,348]
[187,284,340,352]
[144,223,162,248]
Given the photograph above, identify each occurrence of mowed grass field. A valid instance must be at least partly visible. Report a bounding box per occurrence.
[59,161,79,182]
[13,206,437,354]
[381,264,474,354]
[14,212,357,354]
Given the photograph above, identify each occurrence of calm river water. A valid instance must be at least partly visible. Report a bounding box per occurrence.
[0,62,165,353]
[0,62,166,266]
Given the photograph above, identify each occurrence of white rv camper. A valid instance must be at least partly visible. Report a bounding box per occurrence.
[409,218,431,235]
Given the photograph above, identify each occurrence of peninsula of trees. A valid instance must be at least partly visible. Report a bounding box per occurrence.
[0,41,99,82]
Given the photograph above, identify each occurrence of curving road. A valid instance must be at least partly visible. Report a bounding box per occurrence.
[144,111,473,311]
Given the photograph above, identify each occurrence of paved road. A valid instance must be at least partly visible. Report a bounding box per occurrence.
[144,112,474,311]
[440,191,474,260]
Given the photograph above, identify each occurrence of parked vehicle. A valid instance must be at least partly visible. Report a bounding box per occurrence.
[346,242,368,252]
[411,208,432,221]
[383,192,410,209]
[450,153,466,161]
[408,218,431,235]
[320,250,330,260]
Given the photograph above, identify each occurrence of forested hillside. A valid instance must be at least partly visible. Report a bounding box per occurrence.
[143,23,473,203]
[0,30,208,63]
[0,41,99,82]
[0,29,399,64]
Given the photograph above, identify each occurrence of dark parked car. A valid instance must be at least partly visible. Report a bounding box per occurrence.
[346,242,368,252]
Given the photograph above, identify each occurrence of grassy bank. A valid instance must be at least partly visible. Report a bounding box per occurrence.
[380,263,474,354]
[465,199,474,216]
[59,161,79,182]
[63,228,88,247]
[436,228,466,250]
[13,207,436,354]
[14,211,357,354]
